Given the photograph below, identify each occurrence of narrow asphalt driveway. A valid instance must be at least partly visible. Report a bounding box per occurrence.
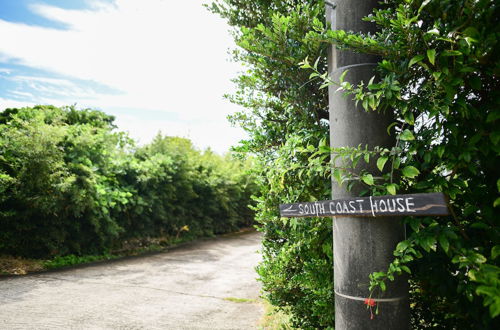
[0,231,263,330]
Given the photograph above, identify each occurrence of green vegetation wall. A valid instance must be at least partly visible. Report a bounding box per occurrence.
[208,1,334,328]
[210,0,499,328]
[0,105,257,259]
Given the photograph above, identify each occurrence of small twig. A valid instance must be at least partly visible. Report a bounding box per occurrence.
[448,203,470,241]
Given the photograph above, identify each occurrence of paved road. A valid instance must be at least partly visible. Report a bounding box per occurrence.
[0,231,264,330]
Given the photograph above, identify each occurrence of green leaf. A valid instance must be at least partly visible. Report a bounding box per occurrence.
[377,156,388,172]
[408,218,421,232]
[426,28,439,35]
[299,57,311,69]
[362,98,369,111]
[362,173,374,185]
[380,281,386,292]
[432,71,442,80]
[427,49,436,65]
[404,112,415,125]
[393,157,401,169]
[364,153,370,164]
[309,72,319,79]
[489,298,500,318]
[491,131,500,145]
[333,168,342,185]
[386,184,396,195]
[442,50,462,56]
[339,69,348,83]
[386,122,398,136]
[420,236,436,252]
[402,166,420,179]
[423,152,431,163]
[396,240,410,251]
[436,146,445,158]
[494,198,500,208]
[313,56,320,69]
[401,265,411,274]
[486,111,500,123]
[471,222,490,229]
[492,246,500,259]
[439,236,450,253]
[418,0,432,13]
[368,95,377,110]
[399,129,415,141]
[368,83,381,90]
[408,55,425,68]
[473,253,487,264]
[463,27,479,38]
[368,75,375,86]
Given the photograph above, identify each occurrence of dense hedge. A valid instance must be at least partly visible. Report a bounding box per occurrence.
[0,105,257,258]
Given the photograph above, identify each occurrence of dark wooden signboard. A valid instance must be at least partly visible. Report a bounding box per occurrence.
[279,192,449,218]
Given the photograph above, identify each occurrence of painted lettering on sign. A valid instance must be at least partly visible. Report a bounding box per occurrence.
[279,192,449,218]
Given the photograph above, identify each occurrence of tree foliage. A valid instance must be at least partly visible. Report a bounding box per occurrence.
[211,0,499,328]
[0,105,257,259]
[209,1,335,328]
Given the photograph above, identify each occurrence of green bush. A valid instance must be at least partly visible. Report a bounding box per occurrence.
[0,105,257,259]
[304,0,499,326]
[210,0,499,328]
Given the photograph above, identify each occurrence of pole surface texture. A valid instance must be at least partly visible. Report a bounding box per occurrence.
[327,1,410,329]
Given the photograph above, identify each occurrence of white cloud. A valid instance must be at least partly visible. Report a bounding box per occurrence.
[12,75,75,86]
[0,0,246,153]
[0,97,35,109]
[114,114,247,152]
[9,91,35,98]
[5,75,109,102]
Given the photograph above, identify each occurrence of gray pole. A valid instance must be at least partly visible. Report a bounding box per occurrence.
[326,1,409,329]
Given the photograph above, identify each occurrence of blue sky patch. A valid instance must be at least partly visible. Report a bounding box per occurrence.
[0,63,123,104]
[0,0,246,153]
[0,0,108,30]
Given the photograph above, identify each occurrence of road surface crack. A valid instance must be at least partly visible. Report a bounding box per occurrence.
[38,275,235,302]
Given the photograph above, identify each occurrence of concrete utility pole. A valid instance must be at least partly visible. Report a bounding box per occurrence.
[326,1,409,329]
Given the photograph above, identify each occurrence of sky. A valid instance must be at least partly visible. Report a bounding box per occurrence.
[0,0,247,153]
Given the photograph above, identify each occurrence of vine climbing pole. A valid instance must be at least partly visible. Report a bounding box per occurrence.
[326,1,410,328]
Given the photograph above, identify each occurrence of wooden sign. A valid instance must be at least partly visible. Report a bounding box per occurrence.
[280,192,449,218]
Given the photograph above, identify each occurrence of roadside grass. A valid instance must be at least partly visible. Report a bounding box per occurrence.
[259,299,294,329]
[222,296,294,329]
[43,254,118,269]
[0,255,45,275]
[0,236,186,275]
[224,297,256,303]
[0,228,256,276]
